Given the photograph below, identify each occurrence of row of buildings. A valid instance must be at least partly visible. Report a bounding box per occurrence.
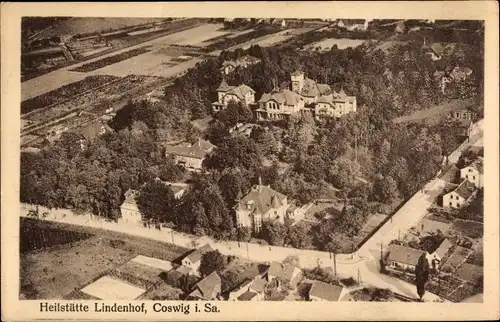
[212,69,357,121]
[443,156,483,209]
[179,244,350,301]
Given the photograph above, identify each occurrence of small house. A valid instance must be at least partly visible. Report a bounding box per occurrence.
[181,244,213,277]
[386,244,427,273]
[442,179,477,209]
[308,280,346,301]
[267,262,302,289]
[187,271,222,300]
[460,157,483,188]
[427,238,452,270]
[119,189,142,225]
[212,80,256,112]
[164,139,216,171]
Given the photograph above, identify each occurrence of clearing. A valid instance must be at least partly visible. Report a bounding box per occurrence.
[304,38,366,51]
[392,99,474,125]
[20,217,187,300]
[80,276,146,300]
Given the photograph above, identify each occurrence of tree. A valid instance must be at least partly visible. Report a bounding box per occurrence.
[286,223,312,249]
[372,175,399,204]
[415,253,430,301]
[205,136,263,173]
[326,233,342,276]
[221,271,241,293]
[236,226,252,243]
[199,250,227,277]
[137,179,176,223]
[260,221,286,246]
[158,157,184,182]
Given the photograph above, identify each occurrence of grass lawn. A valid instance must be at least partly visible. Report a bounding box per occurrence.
[20,218,187,300]
[392,99,474,126]
[451,219,483,239]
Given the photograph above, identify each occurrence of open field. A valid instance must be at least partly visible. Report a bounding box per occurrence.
[21,22,212,101]
[392,99,474,125]
[20,218,187,299]
[70,47,152,72]
[32,17,169,39]
[304,38,366,51]
[232,30,296,50]
[159,23,229,47]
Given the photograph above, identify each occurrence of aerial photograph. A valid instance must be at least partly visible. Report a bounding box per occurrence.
[20,17,484,303]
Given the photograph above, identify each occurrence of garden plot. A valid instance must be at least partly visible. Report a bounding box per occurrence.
[451,219,483,240]
[81,276,146,300]
[442,246,473,272]
[304,38,366,51]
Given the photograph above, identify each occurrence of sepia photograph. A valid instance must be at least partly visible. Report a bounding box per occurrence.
[2,1,499,321]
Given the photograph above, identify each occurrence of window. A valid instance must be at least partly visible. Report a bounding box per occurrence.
[472,176,475,180]
[274,210,277,216]
[457,203,460,207]
[449,202,452,206]
[469,169,472,172]
[466,175,468,179]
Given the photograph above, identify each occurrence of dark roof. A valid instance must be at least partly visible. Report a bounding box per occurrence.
[387,244,426,266]
[467,158,484,174]
[300,78,332,98]
[291,70,304,76]
[185,244,213,263]
[258,89,302,106]
[268,262,299,281]
[234,185,287,215]
[309,280,344,301]
[216,79,232,91]
[429,43,458,56]
[123,189,139,205]
[237,290,258,301]
[224,84,256,99]
[453,180,476,200]
[192,271,221,300]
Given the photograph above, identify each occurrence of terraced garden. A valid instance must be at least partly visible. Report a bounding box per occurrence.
[70,47,152,72]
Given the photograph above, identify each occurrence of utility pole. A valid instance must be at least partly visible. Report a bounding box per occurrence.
[357,268,361,284]
[333,252,337,276]
[246,242,249,260]
[171,230,174,244]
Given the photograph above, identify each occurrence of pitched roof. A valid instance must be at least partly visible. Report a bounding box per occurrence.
[291,70,304,76]
[217,79,232,91]
[268,262,300,282]
[309,280,344,301]
[387,244,426,266]
[238,290,258,301]
[453,180,476,200]
[468,158,484,174]
[185,244,213,263]
[234,185,287,215]
[258,89,302,106]
[433,238,452,258]
[193,138,217,152]
[164,141,208,159]
[300,78,332,98]
[226,84,256,99]
[249,278,267,293]
[123,189,139,205]
[192,271,221,300]
[429,43,457,56]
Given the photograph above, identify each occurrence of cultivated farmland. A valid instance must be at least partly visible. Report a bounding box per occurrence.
[70,47,152,72]
[20,218,187,300]
[21,75,119,114]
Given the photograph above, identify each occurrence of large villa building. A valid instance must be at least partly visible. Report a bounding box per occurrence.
[164,138,216,171]
[212,80,256,113]
[254,70,357,121]
[234,179,289,234]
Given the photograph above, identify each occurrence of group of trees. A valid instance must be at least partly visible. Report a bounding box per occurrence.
[21,30,483,248]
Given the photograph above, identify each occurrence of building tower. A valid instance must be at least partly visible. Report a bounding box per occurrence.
[290,70,305,94]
